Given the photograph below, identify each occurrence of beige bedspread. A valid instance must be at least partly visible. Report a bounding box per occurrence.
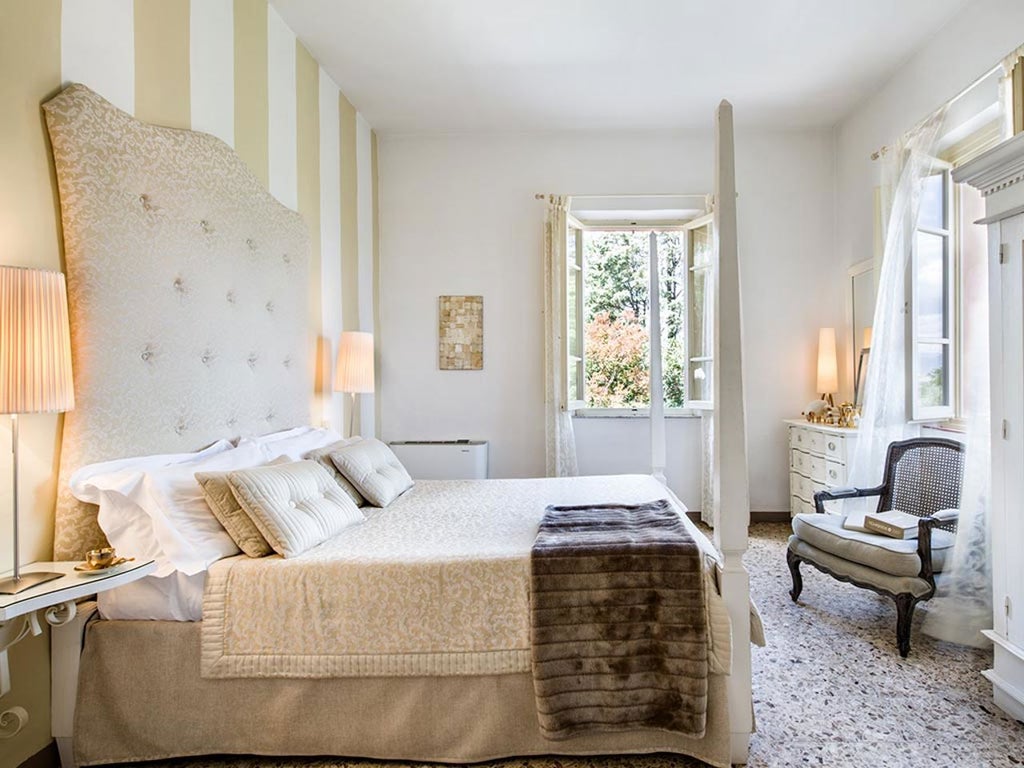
[201,475,740,679]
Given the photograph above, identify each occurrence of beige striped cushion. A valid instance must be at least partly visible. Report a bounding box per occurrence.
[227,461,365,557]
[329,438,414,507]
[196,456,291,558]
[303,438,366,506]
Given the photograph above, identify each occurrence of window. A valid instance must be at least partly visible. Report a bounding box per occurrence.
[563,208,712,414]
[684,214,714,409]
[908,163,955,421]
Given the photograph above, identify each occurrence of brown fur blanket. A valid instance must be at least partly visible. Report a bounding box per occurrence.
[529,498,708,740]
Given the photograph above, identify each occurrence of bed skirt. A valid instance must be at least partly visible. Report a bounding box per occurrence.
[75,619,732,767]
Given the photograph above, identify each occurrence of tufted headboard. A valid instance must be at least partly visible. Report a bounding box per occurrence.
[44,85,314,561]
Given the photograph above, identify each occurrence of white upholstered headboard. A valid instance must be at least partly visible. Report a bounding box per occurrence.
[44,85,314,560]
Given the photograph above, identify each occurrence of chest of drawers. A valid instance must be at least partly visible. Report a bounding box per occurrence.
[785,419,858,517]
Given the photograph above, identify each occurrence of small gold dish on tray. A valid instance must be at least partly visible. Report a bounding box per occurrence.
[74,556,134,575]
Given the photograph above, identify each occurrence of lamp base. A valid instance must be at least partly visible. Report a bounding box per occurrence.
[0,571,62,595]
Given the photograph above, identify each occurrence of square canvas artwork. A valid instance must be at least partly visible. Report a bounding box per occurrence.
[439,295,483,370]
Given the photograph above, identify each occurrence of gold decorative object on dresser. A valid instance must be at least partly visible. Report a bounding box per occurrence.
[785,419,859,517]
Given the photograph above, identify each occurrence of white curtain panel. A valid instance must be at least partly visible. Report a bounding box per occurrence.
[846,110,945,497]
[543,195,579,477]
[921,231,992,647]
[850,105,994,646]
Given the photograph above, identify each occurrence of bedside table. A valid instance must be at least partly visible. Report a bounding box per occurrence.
[0,559,155,747]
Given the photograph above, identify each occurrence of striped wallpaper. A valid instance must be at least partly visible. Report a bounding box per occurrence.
[0,3,377,763]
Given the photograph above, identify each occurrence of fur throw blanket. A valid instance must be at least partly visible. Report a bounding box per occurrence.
[529,498,708,740]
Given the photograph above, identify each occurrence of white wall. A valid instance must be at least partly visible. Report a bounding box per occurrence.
[379,127,837,512]
[834,0,1024,374]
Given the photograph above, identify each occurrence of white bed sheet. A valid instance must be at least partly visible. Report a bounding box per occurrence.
[98,570,206,621]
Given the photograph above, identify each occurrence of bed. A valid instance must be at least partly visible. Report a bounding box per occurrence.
[43,85,755,767]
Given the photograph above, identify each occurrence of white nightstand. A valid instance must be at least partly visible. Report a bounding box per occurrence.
[0,559,155,754]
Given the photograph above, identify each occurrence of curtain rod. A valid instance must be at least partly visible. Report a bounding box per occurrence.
[869,63,1004,161]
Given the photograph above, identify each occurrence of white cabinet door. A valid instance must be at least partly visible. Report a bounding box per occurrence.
[1001,214,1024,646]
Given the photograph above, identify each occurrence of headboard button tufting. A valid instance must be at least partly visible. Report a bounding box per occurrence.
[173,276,185,294]
[174,420,188,436]
[247,353,259,370]
[140,345,155,363]
[139,193,155,211]
[201,350,215,366]
[265,301,274,314]
[282,253,291,264]
[246,238,257,251]
[283,356,292,369]
[226,290,236,304]
[265,410,276,422]
[200,220,214,234]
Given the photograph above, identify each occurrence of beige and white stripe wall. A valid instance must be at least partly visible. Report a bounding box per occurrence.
[0,3,377,764]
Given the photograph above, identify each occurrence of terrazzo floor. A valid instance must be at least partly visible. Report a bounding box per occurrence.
[136,523,1023,768]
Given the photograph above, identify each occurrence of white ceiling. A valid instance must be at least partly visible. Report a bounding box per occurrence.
[273,0,973,135]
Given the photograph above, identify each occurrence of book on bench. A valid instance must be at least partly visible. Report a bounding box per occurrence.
[864,510,921,539]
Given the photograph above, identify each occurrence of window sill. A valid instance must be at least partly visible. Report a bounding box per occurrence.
[918,419,967,435]
[573,409,702,419]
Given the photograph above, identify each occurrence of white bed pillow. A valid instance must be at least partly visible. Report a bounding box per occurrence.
[239,426,344,462]
[72,441,236,575]
[303,438,366,506]
[227,460,365,558]
[78,441,265,576]
[69,440,234,505]
[195,456,292,558]
[329,438,414,507]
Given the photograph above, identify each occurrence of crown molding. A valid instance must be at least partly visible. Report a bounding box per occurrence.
[953,131,1024,196]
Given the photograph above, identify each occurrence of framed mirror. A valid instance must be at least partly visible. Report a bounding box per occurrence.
[848,259,876,408]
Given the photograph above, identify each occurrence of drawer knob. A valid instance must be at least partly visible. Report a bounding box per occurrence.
[828,441,836,451]
[829,470,837,479]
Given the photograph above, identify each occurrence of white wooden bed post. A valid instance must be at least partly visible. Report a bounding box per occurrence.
[711,100,753,765]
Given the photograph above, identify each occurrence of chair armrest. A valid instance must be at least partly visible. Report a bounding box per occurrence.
[813,484,884,514]
[916,514,957,585]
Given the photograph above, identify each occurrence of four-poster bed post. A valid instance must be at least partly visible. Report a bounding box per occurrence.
[712,99,753,765]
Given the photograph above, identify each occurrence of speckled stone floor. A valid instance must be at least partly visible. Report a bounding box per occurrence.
[136,523,1023,768]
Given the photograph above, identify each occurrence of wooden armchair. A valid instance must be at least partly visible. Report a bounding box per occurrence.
[786,437,965,657]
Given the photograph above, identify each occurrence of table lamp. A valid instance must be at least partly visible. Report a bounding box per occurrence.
[334,331,374,438]
[0,267,75,594]
[816,327,838,408]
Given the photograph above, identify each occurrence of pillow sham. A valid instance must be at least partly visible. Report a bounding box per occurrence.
[239,425,344,462]
[303,437,366,506]
[195,456,291,557]
[329,438,414,507]
[226,460,365,558]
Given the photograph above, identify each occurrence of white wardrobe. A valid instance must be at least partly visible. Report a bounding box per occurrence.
[956,131,1024,721]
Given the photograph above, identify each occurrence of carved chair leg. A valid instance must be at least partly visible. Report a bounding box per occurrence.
[894,593,919,658]
[786,549,803,603]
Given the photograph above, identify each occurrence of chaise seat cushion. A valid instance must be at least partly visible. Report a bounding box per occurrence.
[791,513,956,578]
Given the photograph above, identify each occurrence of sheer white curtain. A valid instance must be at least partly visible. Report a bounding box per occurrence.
[846,110,946,501]
[922,235,991,646]
[543,194,579,477]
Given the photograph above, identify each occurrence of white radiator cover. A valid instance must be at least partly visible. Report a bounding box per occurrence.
[389,441,489,480]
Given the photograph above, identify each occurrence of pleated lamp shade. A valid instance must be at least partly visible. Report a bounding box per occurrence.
[334,331,375,394]
[0,266,75,414]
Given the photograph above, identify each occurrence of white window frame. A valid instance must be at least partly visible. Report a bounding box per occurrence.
[907,161,955,422]
[682,213,715,411]
[566,216,586,411]
[566,221,700,417]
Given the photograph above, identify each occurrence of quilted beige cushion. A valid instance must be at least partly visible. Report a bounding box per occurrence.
[196,456,291,558]
[227,461,365,557]
[303,438,366,506]
[791,513,956,578]
[329,438,414,507]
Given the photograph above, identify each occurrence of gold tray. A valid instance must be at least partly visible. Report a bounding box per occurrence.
[74,556,134,575]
